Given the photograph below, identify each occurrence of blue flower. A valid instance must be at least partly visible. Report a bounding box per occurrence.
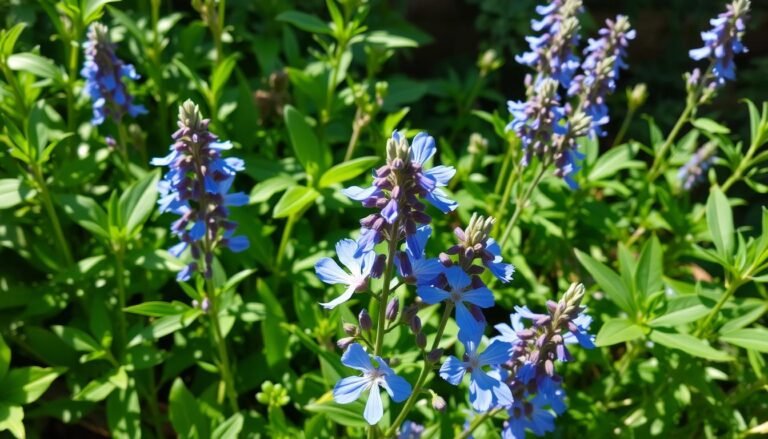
[81,23,146,125]
[315,239,377,309]
[689,0,750,88]
[342,130,457,255]
[333,343,412,425]
[396,225,444,285]
[152,101,249,281]
[492,312,526,346]
[439,330,514,412]
[484,238,515,283]
[417,266,494,341]
[678,143,717,190]
[502,396,556,439]
[398,420,425,439]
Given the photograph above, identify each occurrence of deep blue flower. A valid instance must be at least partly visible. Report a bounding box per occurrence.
[507,78,567,168]
[333,343,412,425]
[152,100,249,281]
[417,266,494,341]
[343,130,457,255]
[396,225,444,285]
[81,23,146,125]
[315,239,377,309]
[689,0,750,88]
[439,329,514,412]
[516,0,584,87]
[568,15,635,135]
[502,396,556,439]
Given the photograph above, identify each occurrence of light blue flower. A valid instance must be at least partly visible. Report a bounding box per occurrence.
[398,420,425,439]
[439,330,514,412]
[502,395,556,439]
[417,266,494,341]
[315,239,376,309]
[333,343,412,425]
[484,238,515,283]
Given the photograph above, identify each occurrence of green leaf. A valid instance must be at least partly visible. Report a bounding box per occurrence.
[169,378,207,439]
[365,31,419,48]
[706,187,734,260]
[82,0,121,24]
[127,311,202,348]
[648,295,710,328]
[575,249,636,314]
[691,117,730,134]
[635,235,663,299]
[276,11,331,35]
[0,403,24,439]
[1,23,26,57]
[305,393,367,428]
[123,301,191,317]
[283,105,329,179]
[588,144,642,181]
[118,170,160,238]
[0,366,63,405]
[212,413,244,439]
[74,373,117,402]
[0,179,34,210]
[107,6,147,45]
[7,53,61,82]
[595,319,645,346]
[318,156,380,188]
[51,325,102,352]
[57,194,110,239]
[649,330,732,362]
[0,336,9,381]
[106,381,141,439]
[250,175,296,204]
[720,328,768,353]
[211,54,237,100]
[273,186,319,219]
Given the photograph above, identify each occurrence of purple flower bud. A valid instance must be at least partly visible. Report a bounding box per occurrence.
[343,323,358,336]
[427,348,444,363]
[386,297,399,321]
[410,315,422,334]
[431,394,447,411]
[370,254,386,278]
[416,332,427,349]
[337,337,355,350]
[359,309,372,332]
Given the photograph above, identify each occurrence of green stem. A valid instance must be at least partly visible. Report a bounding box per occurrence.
[612,107,636,147]
[695,277,744,337]
[206,277,240,413]
[493,149,521,237]
[275,213,298,274]
[32,165,74,266]
[498,162,547,249]
[493,140,514,197]
[344,108,364,161]
[647,102,694,181]
[114,243,128,361]
[145,368,164,439]
[373,222,399,356]
[150,0,169,142]
[116,121,137,176]
[385,303,453,437]
[66,22,82,133]
[457,408,502,439]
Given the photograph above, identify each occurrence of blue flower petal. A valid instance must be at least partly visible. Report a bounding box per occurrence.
[363,385,384,425]
[333,376,370,404]
[439,356,466,385]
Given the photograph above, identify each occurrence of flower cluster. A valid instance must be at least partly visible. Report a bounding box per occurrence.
[81,23,146,126]
[689,0,750,90]
[678,142,717,190]
[343,131,457,255]
[569,15,636,135]
[516,0,583,87]
[152,100,249,281]
[509,0,634,188]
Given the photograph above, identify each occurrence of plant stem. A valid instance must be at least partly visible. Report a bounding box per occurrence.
[205,277,240,413]
[498,162,547,249]
[647,102,694,181]
[373,222,399,356]
[385,302,453,436]
[113,242,128,361]
[612,107,636,147]
[493,149,521,237]
[275,213,298,274]
[145,368,164,439]
[695,277,744,337]
[66,32,81,133]
[32,165,74,267]
[457,408,502,439]
[344,108,364,161]
[493,139,515,198]
[116,121,137,176]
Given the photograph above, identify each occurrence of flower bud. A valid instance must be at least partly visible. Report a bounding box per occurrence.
[385,297,399,321]
[416,332,427,349]
[337,337,355,350]
[370,254,386,278]
[427,348,443,363]
[343,323,358,336]
[359,309,372,332]
[410,315,422,334]
[431,394,447,411]
[627,83,648,112]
